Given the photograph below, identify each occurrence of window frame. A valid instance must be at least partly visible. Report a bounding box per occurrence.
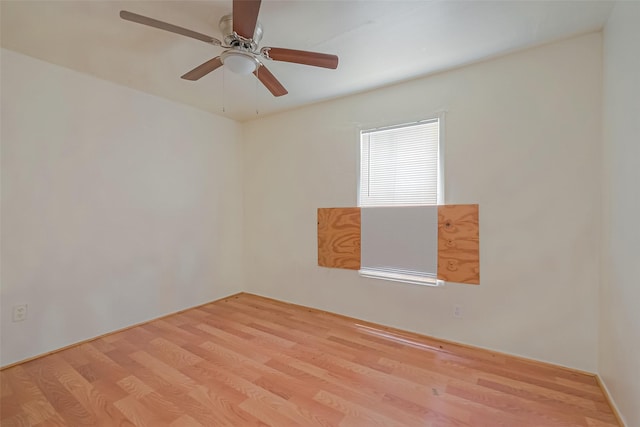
[356,112,446,287]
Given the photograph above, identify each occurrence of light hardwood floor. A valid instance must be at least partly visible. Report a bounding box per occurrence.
[1,293,620,426]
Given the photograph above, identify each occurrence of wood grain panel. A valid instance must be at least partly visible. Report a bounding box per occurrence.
[317,207,361,270]
[437,204,480,284]
[0,293,620,426]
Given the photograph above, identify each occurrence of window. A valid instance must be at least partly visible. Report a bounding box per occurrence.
[359,117,442,207]
[358,117,444,286]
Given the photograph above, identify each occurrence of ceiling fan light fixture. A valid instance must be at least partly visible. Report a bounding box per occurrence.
[221,51,259,75]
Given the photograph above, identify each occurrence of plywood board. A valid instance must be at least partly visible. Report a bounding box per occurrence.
[437,204,480,284]
[317,208,361,270]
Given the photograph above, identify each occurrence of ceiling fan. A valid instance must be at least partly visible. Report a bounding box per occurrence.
[120,0,339,97]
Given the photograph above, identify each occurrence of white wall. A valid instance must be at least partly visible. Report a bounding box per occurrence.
[0,49,244,366]
[243,33,602,371]
[601,3,640,425]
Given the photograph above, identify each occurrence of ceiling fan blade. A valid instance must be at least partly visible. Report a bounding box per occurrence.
[254,65,288,97]
[263,47,338,69]
[181,57,223,81]
[120,10,221,45]
[233,0,261,39]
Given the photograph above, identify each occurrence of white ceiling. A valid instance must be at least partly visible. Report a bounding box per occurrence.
[1,0,614,122]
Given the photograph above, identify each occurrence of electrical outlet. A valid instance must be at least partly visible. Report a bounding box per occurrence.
[453,304,463,319]
[12,304,27,322]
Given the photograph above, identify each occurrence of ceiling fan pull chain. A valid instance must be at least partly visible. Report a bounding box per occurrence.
[222,66,226,113]
[255,67,259,116]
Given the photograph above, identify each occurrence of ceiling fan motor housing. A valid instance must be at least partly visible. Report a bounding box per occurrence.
[219,14,263,48]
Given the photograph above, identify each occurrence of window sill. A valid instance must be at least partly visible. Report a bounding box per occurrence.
[358,268,444,287]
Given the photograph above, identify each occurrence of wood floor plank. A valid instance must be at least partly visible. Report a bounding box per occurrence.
[314,390,404,427]
[1,393,22,420]
[2,412,32,427]
[116,376,154,399]
[187,384,264,426]
[139,390,187,423]
[1,293,620,426]
[32,412,68,427]
[113,395,164,427]
[147,337,204,369]
[155,384,234,426]
[20,398,59,425]
[167,414,203,427]
[49,356,131,426]
[21,359,96,426]
[446,381,590,426]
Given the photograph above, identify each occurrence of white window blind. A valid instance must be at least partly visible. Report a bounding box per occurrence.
[359,119,440,207]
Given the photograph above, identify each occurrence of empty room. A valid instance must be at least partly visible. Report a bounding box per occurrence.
[1,0,638,426]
